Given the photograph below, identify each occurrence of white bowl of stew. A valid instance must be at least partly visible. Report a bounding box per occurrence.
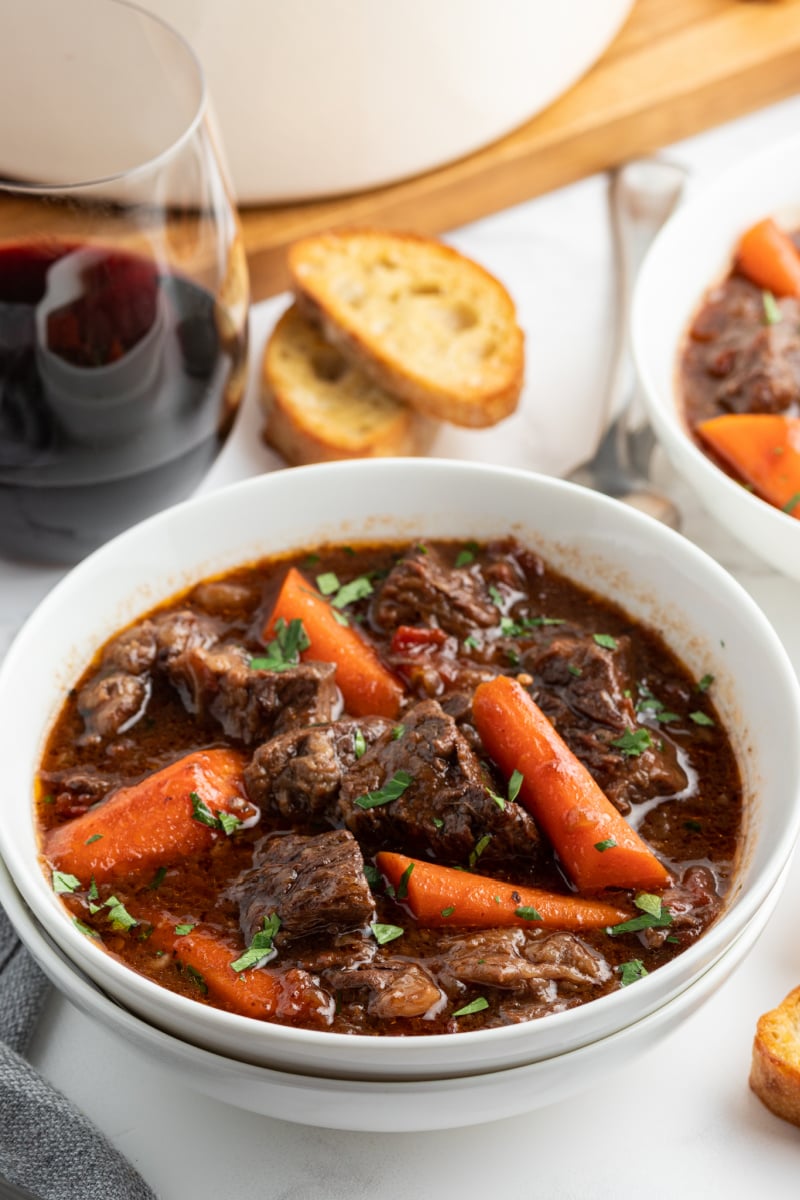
[632,135,800,581]
[0,459,798,1083]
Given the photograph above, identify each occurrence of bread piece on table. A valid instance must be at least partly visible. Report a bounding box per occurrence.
[750,986,800,1127]
[261,304,434,465]
[288,230,524,428]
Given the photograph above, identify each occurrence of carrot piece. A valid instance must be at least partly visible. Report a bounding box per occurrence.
[376,852,631,929]
[265,565,403,718]
[44,748,252,885]
[142,910,281,1019]
[736,218,800,298]
[471,676,671,892]
[696,414,800,518]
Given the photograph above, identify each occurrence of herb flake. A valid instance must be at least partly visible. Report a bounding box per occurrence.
[251,617,310,673]
[371,922,404,945]
[610,728,653,757]
[231,913,281,973]
[354,770,413,810]
[452,996,489,1018]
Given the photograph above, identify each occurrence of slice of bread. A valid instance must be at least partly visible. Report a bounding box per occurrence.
[750,986,800,1126]
[261,304,435,465]
[288,230,524,428]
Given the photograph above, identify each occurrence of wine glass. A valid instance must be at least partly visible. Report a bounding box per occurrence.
[0,0,249,563]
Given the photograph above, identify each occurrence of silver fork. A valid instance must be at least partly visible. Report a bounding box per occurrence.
[567,157,688,527]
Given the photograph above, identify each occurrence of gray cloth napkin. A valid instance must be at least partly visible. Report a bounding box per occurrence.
[0,905,156,1200]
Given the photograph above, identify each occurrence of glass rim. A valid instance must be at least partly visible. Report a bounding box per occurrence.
[0,0,208,195]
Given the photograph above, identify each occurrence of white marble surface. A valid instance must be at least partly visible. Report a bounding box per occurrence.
[3,95,800,1197]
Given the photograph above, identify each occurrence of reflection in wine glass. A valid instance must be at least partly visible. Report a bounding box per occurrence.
[0,0,249,563]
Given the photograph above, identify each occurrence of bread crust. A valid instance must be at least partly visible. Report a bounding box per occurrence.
[750,985,800,1127]
[261,304,435,466]
[288,230,524,428]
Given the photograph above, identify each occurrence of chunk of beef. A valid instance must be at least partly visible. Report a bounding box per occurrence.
[370,544,498,641]
[244,716,393,821]
[323,958,445,1020]
[189,579,259,615]
[525,634,687,813]
[436,929,610,995]
[165,642,338,743]
[39,767,114,818]
[688,278,800,417]
[338,699,541,865]
[641,865,722,950]
[77,671,150,743]
[230,829,374,945]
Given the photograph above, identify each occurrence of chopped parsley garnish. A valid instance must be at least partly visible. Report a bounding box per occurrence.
[73,918,99,939]
[567,664,583,678]
[363,863,382,888]
[174,924,195,936]
[316,571,340,595]
[619,959,649,986]
[455,549,475,567]
[396,862,414,900]
[88,877,99,901]
[330,575,373,609]
[391,724,406,741]
[610,728,653,757]
[762,289,782,325]
[487,787,505,811]
[148,866,167,891]
[463,634,480,651]
[303,553,321,568]
[452,996,489,1017]
[782,492,800,515]
[607,893,673,936]
[84,833,102,845]
[514,906,542,921]
[441,906,455,918]
[217,811,242,837]
[635,688,679,723]
[231,913,281,973]
[469,833,492,868]
[689,711,715,727]
[501,614,563,637]
[593,633,618,650]
[432,817,444,829]
[42,794,55,805]
[371,922,404,945]
[190,792,240,836]
[354,770,413,809]
[104,896,137,932]
[416,544,428,556]
[508,769,523,804]
[185,966,208,994]
[52,871,81,895]
[250,617,310,672]
[696,673,714,692]
[353,728,367,759]
[489,585,504,608]
[594,838,617,852]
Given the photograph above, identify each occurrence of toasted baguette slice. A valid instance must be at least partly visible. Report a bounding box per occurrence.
[750,986,800,1127]
[288,230,524,428]
[261,304,434,465]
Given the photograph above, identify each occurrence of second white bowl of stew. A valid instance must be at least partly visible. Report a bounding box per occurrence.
[633,134,800,580]
[1,459,798,1081]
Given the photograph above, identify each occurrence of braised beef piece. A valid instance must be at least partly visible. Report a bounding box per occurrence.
[230,829,374,945]
[436,929,610,993]
[525,634,686,813]
[370,544,498,641]
[244,716,393,821]
[78,607,337,744]
[323,958,446,1020]
[640,865,722,950]
[166,641,337,743]
[39,767,114,818]
[338,699,541,864]
[684,277,800,421]
[77,671,151,743]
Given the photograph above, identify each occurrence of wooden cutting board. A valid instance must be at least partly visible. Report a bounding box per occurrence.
[240,0,800,300]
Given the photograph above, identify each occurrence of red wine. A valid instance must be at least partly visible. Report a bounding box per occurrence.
[0,241,247,563]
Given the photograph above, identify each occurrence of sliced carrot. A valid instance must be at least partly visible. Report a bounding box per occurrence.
[736,217,800,298]
[265,565,403,718]
[44,748,252,885]
[696,414,800,519]
[142,909,281,1019]
[471,676,671,892]
[377,852,630,929]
